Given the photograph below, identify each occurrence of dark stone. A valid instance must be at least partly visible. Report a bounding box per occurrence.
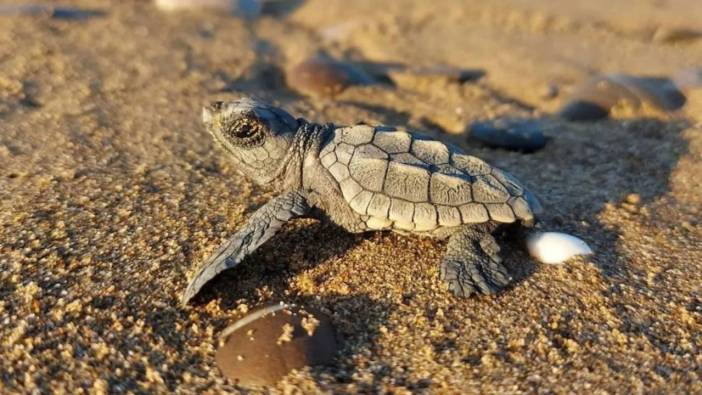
[624,76,686,110]
[559,100,610,121]
[469,119,546,152]
[51,7,105,20]
[216,303,338,387]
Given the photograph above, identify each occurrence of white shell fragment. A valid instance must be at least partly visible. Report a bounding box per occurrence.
[526,232,593,264]
[154,0,262,18]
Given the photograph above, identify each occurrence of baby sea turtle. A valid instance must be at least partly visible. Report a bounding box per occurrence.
[182,98,542,304]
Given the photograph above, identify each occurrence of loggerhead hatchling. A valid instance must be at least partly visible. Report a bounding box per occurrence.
[182,98,542,304]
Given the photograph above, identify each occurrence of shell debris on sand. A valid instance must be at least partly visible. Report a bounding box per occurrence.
[526,232,593,264]
[215,302,338,387]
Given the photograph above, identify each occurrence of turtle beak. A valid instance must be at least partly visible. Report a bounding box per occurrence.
[202,101,224,124]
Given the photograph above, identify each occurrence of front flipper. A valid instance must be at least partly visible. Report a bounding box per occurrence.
[182,190,310,305]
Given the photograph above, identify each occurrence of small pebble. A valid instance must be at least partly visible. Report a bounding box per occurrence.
[526,232,593,264]
[216,302,338,387]
[154,0,262,18]
[624,193,641,205]
[559,74,686,121]
[285,55,374,98]
[539,83,559,100]
[681,221,695,232]
[469,119,546,152]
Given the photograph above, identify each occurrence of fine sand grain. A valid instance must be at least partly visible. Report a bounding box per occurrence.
[1,1,701,393]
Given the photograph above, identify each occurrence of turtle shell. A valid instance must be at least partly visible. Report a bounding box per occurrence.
[319,125,541,232]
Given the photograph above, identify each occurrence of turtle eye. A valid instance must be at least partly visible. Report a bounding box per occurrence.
[221,114,267,146]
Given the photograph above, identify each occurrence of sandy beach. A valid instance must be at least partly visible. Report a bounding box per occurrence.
[1,0,701,393]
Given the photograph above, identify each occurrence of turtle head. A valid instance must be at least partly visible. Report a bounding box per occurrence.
[202,98,299,184]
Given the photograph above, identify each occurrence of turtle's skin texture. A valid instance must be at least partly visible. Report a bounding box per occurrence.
[183,99,542,304]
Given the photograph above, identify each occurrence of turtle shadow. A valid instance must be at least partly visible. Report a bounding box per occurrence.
[487,115,692,360]
[579,117,692,359]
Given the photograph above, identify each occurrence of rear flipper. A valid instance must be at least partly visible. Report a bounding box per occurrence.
[440,227,512,297]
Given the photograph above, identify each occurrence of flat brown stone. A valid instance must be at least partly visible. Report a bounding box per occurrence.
[216,303,338,387]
